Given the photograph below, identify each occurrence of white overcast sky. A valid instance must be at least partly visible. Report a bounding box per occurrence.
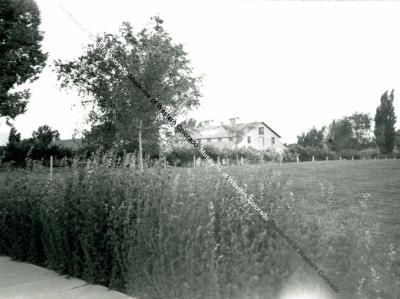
[1,0,400,145]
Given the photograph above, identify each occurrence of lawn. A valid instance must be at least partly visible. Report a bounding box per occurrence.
[268,159,399,238]
[263,159,400,298]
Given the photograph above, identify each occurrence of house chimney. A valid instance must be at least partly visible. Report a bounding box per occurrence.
[229,117,237,125]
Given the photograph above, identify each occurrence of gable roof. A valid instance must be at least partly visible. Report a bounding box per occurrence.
[180,121,281,140]
[260,122,281,138]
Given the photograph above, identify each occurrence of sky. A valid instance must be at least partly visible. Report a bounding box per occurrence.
[1,0,400,145]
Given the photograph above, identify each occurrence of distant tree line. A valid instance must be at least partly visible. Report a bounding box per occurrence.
[292,90,399,160]
[1,125,72,167]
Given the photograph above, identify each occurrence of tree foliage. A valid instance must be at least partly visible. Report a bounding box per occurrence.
[347,112,373,149]
[31,124,60,148]
[55,17,201,158]
[297,126,325,148]
[326,113,373,152]
[2,125,71,166]
[374,90,397,154]
[395,129,400,152]
[179,118,198,129]
[327,118,355,151]
[0,0,47,120]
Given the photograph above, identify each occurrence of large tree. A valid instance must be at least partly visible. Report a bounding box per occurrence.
[55,18,201,169]
[31,124,59,148]
[0,0,47,121]
[327,118,355,151]
[374,90,397,154]
[348,112,373,149]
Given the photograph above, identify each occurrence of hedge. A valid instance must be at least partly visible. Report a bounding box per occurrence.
[0,156,308,299]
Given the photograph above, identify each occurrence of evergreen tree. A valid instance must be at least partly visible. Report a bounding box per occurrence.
[374,90,397,154]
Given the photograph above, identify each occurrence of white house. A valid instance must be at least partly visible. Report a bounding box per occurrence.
[173,118,286,153]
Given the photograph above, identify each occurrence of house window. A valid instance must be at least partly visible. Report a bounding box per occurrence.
[229,137,233,141]
[207,138,212,143]
[247,136,251,144]
[271,137,275,145]
[258,127,264,135]
[217,138,222,142]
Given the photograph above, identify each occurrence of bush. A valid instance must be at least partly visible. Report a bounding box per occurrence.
[285,145,336,162]
[338,149,361,160]
[165,146,198,166]
[359,148,379,159]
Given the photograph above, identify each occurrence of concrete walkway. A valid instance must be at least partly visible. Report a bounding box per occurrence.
[0,256,137,299]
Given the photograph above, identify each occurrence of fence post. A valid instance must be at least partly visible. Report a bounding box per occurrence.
[312,155,315,163]
[217,156,220,165]
[339,156,342,161]
[50,155,53,179]
[193,155,196,167]
[326,156,328,161]
[241,156,244,166]
[280,157,283,166]
[296,155,299,163]
[351,156,354,160]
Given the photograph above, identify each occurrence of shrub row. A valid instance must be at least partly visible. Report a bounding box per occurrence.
[166,146,283,166]
[284,145,400,162]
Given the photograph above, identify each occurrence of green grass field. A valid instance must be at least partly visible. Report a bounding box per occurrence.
[268,160,399,237]
[263,159,400,298]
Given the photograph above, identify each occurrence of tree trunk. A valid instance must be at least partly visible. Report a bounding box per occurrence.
[235,142,239,165]
[138,120,144,172]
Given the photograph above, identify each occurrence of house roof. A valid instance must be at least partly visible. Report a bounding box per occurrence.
[52,139,82,151]
[179,121,281,140]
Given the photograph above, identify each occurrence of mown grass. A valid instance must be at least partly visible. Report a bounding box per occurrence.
[266,159,399,239]
[0,159,399,299]
[254,159,400,298]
